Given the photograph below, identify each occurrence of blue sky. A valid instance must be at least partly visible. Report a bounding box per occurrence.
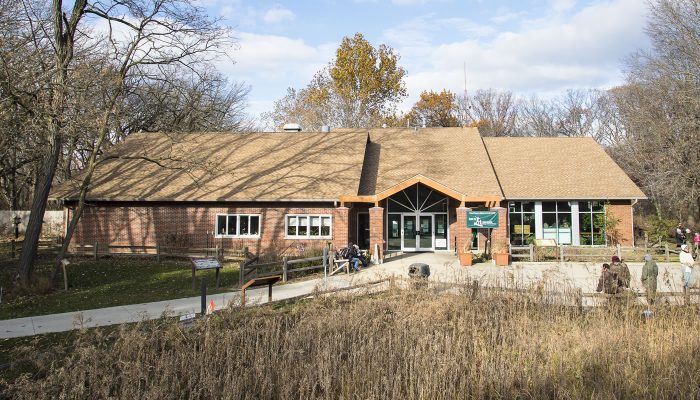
[198,0,650,120]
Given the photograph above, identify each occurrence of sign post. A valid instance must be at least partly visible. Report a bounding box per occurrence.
[191,257,222,290]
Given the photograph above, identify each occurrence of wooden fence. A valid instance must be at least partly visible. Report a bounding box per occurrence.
[240,245,336,285]
[0,240,248,263]
[509,243,685,263]
[0,239,61,260]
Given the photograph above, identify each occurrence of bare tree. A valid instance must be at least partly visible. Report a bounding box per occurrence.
[2,0,237,284]
[610,0,700,225]
[49,0,234,282]
[465,89,519,137]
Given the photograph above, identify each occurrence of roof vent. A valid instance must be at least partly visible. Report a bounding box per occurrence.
[321,125,331,133]
[283,123,302,132]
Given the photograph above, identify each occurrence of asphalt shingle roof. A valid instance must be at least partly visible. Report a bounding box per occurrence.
[483,137,646,200]
[51,129,646,202]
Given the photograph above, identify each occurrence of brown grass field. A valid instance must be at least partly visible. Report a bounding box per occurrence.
[4,282,700,399]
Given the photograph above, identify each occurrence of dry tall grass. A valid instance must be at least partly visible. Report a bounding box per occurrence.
[6,283,700,399]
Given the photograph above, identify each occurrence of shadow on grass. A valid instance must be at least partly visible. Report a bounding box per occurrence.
[0,258,240,320]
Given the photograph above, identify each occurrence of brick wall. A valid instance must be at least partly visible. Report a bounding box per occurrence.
[454,207,472,253]
[69,201,350,256]
[333,207,349,251]
[369,206,384,261]
[607,200,634,246]
[490,206,508,256]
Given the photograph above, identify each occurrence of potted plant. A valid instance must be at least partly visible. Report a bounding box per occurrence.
[458,241,473,267]
[492,238,510,266]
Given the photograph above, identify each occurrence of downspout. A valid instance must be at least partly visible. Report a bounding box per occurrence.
[631,198,639,247]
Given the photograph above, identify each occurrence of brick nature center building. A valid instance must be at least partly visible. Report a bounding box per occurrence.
[52,127,646,260]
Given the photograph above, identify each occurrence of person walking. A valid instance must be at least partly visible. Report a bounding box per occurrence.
[680,244,695,289]
[596,263,619,295]
[693,232,700,256]
[641,254,658,305]
[676,223,686,247]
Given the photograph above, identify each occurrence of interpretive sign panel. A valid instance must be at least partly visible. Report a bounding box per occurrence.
[467,211,499,228]
[191,257,221,270]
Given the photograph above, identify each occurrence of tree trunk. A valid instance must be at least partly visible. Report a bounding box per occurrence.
[18,121,62,285]
[17,0,86,286]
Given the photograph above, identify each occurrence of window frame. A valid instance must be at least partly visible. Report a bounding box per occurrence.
[214,214,262,238]
[578,201,607,246]
[285,214,333,239]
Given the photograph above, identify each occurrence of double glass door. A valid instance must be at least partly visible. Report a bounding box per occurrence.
[402,214,433,251]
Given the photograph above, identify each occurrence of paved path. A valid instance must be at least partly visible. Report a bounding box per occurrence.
[0,253,690,339]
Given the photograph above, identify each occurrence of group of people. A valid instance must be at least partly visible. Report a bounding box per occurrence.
[596,254,658,304]
[676,223,700,250]
[596,256,632,296]
[596,244,699,305]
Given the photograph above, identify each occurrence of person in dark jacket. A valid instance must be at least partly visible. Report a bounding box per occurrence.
[641,254,659,305]
[610,256,631,290]
[346,242,361,272]
[596,263,618,295]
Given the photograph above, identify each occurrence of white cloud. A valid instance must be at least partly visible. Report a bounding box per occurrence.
[384,0,648,111]
[216,32,337,117]
[551,0,577,12]
[263,5,295,24]
[491,7,527,24]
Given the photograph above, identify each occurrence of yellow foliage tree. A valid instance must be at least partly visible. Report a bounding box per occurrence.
[265,33,406,130]
[403,90,460,127]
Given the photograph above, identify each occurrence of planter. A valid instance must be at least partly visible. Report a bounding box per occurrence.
[458,251,473,267]
[494,252,510,266]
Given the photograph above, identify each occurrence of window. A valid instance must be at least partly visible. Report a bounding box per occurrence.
[541,201,572,245]
[215,214,260,237]
[286,214,332,238]
[508,202,535,245]
[578,201,606,245]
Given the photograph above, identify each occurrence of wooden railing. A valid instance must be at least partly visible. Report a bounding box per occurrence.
[69,243,246,262]
[240,245,335,285]
[506,242,686,263]
[0,239,61,260]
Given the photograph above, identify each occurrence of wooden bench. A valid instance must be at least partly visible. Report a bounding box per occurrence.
[330,258,350,276]
[241,275,282,306]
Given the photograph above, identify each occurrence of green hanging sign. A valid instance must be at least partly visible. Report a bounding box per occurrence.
[467,211,499,228]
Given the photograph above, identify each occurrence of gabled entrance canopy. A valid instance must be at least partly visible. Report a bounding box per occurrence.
[339,175,502,207]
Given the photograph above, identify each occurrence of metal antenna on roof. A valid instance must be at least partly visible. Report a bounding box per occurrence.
[462,61,469,128]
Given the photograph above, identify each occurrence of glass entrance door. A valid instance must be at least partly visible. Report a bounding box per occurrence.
[402,214,434,251]
[418,215,433,250]
[402,215,417,250]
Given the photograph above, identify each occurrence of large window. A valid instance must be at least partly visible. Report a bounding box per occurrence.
[579,201,606,245]
[215,214,260,237]
[542,202,572,245]
[508,202,535,245]
[286,215,331,238]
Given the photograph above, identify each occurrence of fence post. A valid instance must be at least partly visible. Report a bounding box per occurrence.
[665,243,670,262]
[559,246,564,263]
[323,247,328,278]
[240,247,248,287]
[10,239,15,259]
[215,244,220,261]
[156,244,161,262]
[282,256,288,283]
[616,244,621,260]
[200,277,207,316]
[529,244,534,262]
[94,242,98,260]
[644,233,648,253]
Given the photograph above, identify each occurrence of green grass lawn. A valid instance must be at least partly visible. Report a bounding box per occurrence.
[0,258,240,320]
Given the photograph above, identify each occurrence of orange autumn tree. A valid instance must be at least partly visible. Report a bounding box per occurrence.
[404,90,460,128]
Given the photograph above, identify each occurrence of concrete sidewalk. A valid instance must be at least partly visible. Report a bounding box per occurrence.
[0,253,689,339]
[0,271,379,339]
